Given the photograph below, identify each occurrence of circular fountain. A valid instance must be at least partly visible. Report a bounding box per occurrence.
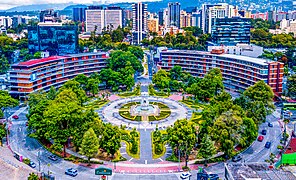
[131,97,159,117]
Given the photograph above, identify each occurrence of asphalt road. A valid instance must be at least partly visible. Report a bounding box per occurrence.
[239,107,282,163]
[8,110,107,180]
[5,102,283,180]
[146,51,154,80]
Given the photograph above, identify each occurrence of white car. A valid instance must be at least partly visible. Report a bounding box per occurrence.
[180,172,192,179]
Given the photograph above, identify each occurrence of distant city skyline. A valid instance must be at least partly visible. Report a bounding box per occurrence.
[0,0,159,10]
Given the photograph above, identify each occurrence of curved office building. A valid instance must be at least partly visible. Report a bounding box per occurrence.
[9,52,108,98]
[159,49,284,94]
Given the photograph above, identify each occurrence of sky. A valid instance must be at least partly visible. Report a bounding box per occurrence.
[0,0,154,10]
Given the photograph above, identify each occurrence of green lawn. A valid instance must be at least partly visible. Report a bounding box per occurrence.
[152,130,167,159]
[118,86,140,98]
[85,99,109,109]
[180,99,204,110]
[119,101,171,122]
[121,130,140,159]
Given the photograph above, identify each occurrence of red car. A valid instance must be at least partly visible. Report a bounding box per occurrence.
[12,115,19,119]
[258,135,264,142]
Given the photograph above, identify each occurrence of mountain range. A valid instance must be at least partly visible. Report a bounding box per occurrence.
[5,0,207,12]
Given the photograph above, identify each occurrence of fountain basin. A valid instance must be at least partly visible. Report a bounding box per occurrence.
[134,105,156,114]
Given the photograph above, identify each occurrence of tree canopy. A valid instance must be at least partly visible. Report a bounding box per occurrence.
[79,128,99,165]
[27,79,122,159]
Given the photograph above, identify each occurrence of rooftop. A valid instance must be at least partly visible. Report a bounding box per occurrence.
[18,56,68,66]
[161,49,276,66]
[285,138,296,154]
[15,52,108,67]
[225,163,296,180]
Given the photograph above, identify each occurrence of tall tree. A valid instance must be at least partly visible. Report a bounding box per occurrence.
[0,90,18,108]
[169,65,182,80]
[86,78,99,96]
[0,55,9,74]
[186,68,224,101]
[0,124,6,146]
[152,69,171,90]
[33,51,41,59]
[287,74,296,97]
[243,80,275,114]
[44,89,84,156]
[100,123,121,158]
[128,46,144,60]
[209,110,243,157]
[199,135,216,165]
[167,119,197,167]
[79,128,99,165]
[74,74,89,90]
[0,90,19,118]
[27,98,50,140]
[47,86,57,100]
[58,80,88,105]
[108,50,143,72]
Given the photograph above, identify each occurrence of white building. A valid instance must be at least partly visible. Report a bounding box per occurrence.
[208,44,264,58]
[0,16,12,28]
[86,7,105,33]
[201,3,236,33]
[104,7,123,30]
[85,6,123,33]
[132,3,148,45]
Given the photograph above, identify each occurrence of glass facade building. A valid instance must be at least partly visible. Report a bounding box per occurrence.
[211,17,251,45]
[28,23,78,56]
[73,7,86,22]
[168,2,181,28]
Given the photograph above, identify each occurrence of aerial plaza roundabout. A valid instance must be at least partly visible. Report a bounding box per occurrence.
[98,93,192,130]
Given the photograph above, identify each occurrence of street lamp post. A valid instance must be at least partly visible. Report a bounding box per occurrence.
[47,163,51,177]
[38,149,41,172]
[178,144,181,172]
[5,108,10,146]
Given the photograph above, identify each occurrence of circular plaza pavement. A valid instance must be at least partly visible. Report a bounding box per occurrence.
[97,96,192,130]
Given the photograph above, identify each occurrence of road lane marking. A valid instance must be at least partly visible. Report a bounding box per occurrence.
[128,158,133,162]
[145,160,147,164]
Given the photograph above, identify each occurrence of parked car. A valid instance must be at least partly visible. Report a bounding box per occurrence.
[258,135,264,142]
[268,122,273,127]
[265,142,271,149]
[232,155,242,162]
[28,161,36,168]
[48,155,58,161]
[65,168,78,177]
[25,121,28,126]
[180,172,191,179]
[262,129,267,135]
[12,115,19,119]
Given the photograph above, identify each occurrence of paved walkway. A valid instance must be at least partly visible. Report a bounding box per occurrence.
[98,96,191,130]
[138,130,152,164]
[0,146,36,180]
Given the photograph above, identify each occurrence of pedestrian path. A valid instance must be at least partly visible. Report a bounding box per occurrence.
[138,130,152,164]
